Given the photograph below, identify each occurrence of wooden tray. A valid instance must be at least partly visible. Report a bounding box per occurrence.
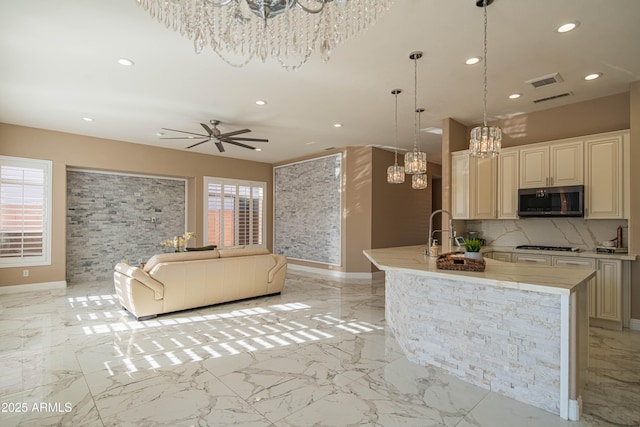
[436,252,485,272]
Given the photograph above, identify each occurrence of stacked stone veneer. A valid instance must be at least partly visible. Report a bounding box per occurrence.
[385,270,562,415]
[274,154,341,265]
[66,171,186,283]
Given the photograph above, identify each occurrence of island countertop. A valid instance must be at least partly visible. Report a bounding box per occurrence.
[364,245,595,295]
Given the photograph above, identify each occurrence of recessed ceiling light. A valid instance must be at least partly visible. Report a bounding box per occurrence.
[255,148,262,152]
[333,123,343,128]
[421,127,443,135]
[255,100,267,106]
[584,73,602,81]
[509,93,522,99]
[557,21,579,33]
[83,117,94,122]
[306,141,317,145]
[117,58,135,66]
[156,132,165,137]
[465,57,481,65]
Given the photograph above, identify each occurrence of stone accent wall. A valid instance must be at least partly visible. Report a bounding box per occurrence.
[66,170,186,283]
[385,270,562,415]
[274,154,341,265]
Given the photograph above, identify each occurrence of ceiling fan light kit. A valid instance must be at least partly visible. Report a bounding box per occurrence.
[135,0,393,70]
[161,119,268,152]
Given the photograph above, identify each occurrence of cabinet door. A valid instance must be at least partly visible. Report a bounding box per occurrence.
[585,136,623,219]
[498,149,519,219]
[451,152,469,219]
[596,259,622,321]
[553,256,596,317]
[519,145,549,188]
[550,141,583,186]
[471,156,497,219]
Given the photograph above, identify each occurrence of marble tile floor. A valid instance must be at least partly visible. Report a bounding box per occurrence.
[1,272,639,427]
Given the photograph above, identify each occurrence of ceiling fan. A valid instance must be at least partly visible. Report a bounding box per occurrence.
[161,120,268,152]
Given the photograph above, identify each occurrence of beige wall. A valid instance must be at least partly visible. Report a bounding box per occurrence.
[0,123,273,288]
[370,148,437,250]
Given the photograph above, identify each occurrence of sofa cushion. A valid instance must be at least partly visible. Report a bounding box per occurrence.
[144,250,220,273]
[115,263,165,299]
[217,247,270,258]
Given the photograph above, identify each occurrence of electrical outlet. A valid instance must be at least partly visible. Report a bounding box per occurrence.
[508,344,519,361]
[23,269,29,277]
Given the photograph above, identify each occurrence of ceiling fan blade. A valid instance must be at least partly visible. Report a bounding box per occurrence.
[219,129,251,138]
[215,141,225,152]
[186,139,209,149]
[200,123,214,136]
[162,128,208,137]
[161,137,207,140]
[224,140,256,150]
[228,137,269,142]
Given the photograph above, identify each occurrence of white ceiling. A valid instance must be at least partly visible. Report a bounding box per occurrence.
[1,0,639,165]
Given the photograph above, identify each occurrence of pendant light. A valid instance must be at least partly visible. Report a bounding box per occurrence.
[404,51,428,175]
[387,89,405,184]
[469,0,502,158]
[412,108,428,190]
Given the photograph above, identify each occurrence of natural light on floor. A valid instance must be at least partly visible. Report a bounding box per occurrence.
[67,295,384,376]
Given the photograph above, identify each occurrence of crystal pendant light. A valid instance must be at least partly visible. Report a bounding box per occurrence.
[469,0,502,158]
[387,89,405,184]
[404,51,427,175]
[412,108,428,190]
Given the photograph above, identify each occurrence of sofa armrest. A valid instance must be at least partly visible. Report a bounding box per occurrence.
[115,263,165,299]
[268,255,287,283]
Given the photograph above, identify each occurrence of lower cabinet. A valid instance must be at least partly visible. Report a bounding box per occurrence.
[553,256,597,318]
[490,252,512,263]
[596,259,622,322]
[512,253,551,265]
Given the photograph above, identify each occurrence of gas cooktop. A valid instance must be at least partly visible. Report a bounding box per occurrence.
[515,245,579,252]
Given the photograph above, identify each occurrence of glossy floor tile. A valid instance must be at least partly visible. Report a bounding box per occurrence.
[0,272,638,426]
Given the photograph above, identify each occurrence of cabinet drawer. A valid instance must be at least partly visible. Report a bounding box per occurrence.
[491,252,512,263]
[552,257,596,269]
[512,253,551,265]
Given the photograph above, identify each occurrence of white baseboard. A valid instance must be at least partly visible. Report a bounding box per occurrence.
[288,263,384,280]
[629,318,640,331]
[0,281,67,294]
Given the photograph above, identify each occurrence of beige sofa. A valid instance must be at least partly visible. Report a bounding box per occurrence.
[113,248,287,320]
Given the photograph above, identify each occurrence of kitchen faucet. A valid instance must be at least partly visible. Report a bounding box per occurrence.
[427,209,456,253]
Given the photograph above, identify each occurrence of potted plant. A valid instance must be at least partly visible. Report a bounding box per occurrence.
[464,238,483,261]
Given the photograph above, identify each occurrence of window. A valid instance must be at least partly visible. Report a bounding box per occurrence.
[0,156,52,267]
[204,177,266,248]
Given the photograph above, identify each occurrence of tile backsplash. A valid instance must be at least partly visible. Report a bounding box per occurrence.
[467,218,628,250]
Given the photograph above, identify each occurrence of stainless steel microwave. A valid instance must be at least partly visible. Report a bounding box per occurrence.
[517,185,584,217]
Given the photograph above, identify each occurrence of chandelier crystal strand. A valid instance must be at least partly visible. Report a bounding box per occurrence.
[469,0,502,158]
[412,108,428,189]
[404,51,427,175]
[138,0,392,70]
[387,89,405,184]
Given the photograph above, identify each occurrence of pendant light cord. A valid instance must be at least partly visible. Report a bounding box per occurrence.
[413,56,419,150]
[482,0,488,127]
[394,90,399,164]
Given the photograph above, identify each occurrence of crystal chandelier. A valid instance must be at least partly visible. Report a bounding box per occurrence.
[469,0,502,158]
[135,0,393,69]
[412,108,428,189]
[387,89,405,184]
[404,51,427,175]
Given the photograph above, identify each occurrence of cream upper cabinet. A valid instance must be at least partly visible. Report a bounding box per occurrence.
[451,151,470,219]
[585,133,627,219]
[519,141,583,188]
[451,151,496,220]
[497,148,519,219]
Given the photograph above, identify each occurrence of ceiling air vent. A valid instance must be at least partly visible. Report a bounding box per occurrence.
[525,72,564,89]
[533,92,572,104]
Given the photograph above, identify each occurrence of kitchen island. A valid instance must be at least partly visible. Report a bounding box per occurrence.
[363,245,595,421]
